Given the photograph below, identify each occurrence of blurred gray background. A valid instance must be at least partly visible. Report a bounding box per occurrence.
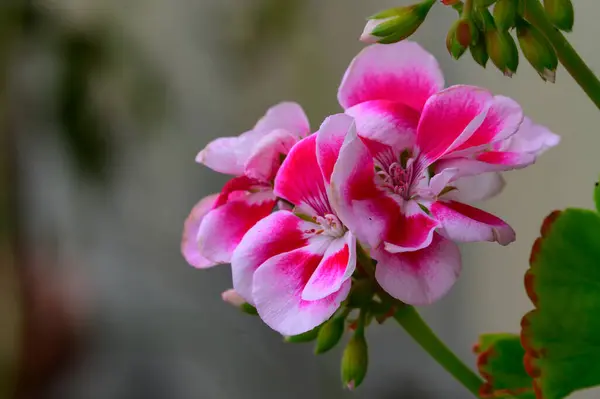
[5,0,600,398]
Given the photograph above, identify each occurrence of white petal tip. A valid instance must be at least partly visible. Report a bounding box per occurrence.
[346,381,356,391]
[540,69,556,84]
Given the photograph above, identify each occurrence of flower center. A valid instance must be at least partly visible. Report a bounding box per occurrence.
[307,214,345,238]
[377,161,415,200]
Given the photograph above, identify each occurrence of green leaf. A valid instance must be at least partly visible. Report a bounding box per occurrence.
[474,333,535,398]
[521,206,600,399]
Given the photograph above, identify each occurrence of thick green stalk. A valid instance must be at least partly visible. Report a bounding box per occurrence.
[522,0,600,109]
[393,306,483,397]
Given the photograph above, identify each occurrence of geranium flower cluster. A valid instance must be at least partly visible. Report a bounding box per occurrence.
[182,41,558,336]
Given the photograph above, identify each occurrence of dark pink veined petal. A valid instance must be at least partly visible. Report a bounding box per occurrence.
[316,113,355,185]
[338,41,444,111]
[274,134,332,216]
[431,200,515,245]
[253,102,310,137]
[231,211,312,303]
[301,232,356,301]
[451,95,523,154]
[383,200,439,253]
[345,100,419,157]
[181,194,220,269]
[252,245,351,335]
[415,85,493,167]
[476,151,536,167]
[373,233,461,305]
[442,172,506,203]
[495,117,560,156]
[330,127,399,248]
[197,190,276,265]
[214,175,265,207]
[244,129,299,181]
[434,150,536,180]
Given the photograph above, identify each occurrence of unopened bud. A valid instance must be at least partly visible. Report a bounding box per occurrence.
[476,0,498,6]
[440,0,460,5]
[470,38,489,67]
[222,289,245,307]
[315,314,346,354]
[457,18,477,47]
[493,0,518,31]
[341,329,369,390]
[517,21,558,82]
[485,24,519,76]
[361,0,436,44]
[446,20,467,60]
[221,289,258,315]
[543,0,574,32]
[284,326,320,343]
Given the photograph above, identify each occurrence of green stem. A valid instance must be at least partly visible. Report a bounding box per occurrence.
[522,0,600,109]
[393,306,483,397]
[462,0,474,18]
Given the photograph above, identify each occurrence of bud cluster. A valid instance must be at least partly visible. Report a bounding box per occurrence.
[228,272,399,390]
[360,0,576,82]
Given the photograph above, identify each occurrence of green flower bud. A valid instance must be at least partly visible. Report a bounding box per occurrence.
[341,328,369,390]
[517,20,558,82]
[470,38,489,67]
[446,20,467,60]
[361,0,436,44]
[284,326,320,343]
[493,0,518,31]
[476,0,498,6]
[315,314,346,354]
[485,19,519,76]
[543,0,574,32]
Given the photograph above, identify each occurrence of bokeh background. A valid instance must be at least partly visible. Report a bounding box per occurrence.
[1,1,599,398]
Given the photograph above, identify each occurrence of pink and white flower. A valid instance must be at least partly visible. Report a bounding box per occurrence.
[330,41,559,305]
[231,115,357,335]
[181,102,310,268]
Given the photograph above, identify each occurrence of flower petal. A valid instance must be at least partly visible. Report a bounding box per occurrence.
[435,151,536,180]
[196,135,252,176]
[383,200,439,253]
[373,233,461,305]
[330,127,398,248]
[302,232,356,301]
[430,200,515,245]
[252,245,351,335]
[231,211,311,303]
[253,102,310,137]
[415,85,492,167]
[316,113,355,185]
[452,95,523,153]
[196,102,309,176]
[443,172,505,203]
[274,134,332,216]
[181,194,220,269]
[496,117,560,156]
[345,100,419,156]
[338,41,444,111]
[244,129,299,181]
[197,190,276,264]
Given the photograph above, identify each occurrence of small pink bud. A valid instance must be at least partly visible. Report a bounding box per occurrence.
[221,289,245,307]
